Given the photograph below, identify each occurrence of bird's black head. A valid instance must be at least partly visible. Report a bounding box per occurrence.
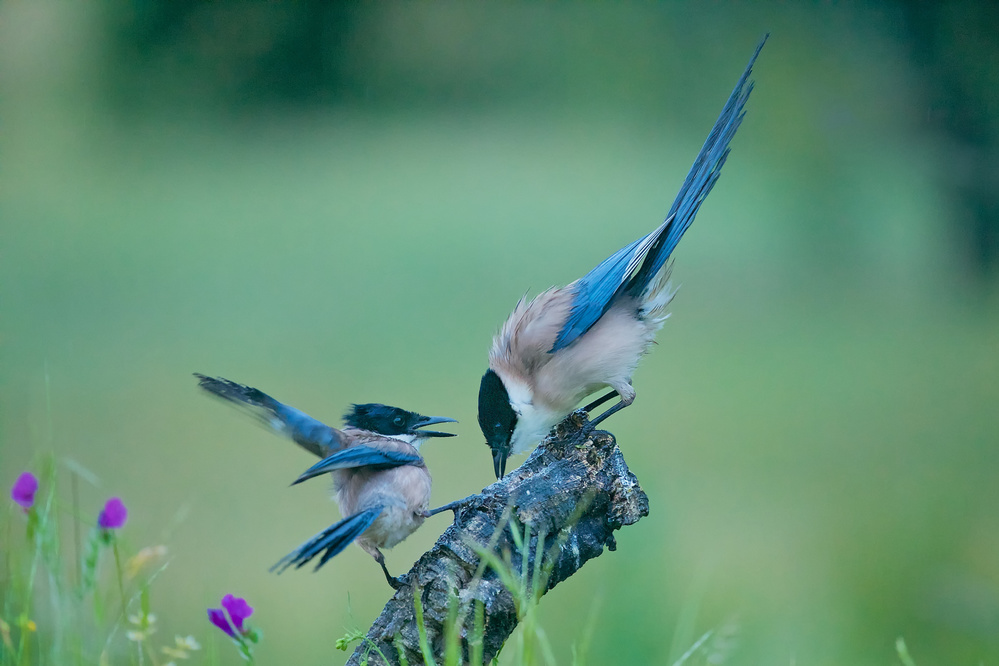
[344,404,457,438]
[477,369,518,479]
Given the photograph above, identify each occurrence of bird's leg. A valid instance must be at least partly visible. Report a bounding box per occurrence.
[424,494,478,518]
[586,398,630,430]
[574,395,633,445]
[568,390,621,445]
[372,549,405,590]
[582,390,618,414]
[574,383,634,443]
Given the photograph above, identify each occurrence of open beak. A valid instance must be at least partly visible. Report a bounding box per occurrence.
[413,415,458,438]
[492,447,508,480]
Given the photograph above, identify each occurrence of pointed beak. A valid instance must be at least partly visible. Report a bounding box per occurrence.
[492,447,508,479]
[413,415,458,438]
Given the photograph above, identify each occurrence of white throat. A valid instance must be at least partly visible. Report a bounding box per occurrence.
[505,379,562,456]
[388,433,421,450]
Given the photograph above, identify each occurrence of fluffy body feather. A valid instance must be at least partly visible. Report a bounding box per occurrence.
[488,284,672,455]
[272,435,433,577]
[329,437,432,553]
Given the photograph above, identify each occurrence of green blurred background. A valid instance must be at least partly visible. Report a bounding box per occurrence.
[2,2,998,664]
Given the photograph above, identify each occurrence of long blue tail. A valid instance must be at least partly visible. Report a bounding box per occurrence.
[270,506,383,573]
[550,37,767,353]
[625,35,767,297]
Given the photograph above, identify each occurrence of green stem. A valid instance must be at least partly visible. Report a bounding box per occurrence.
[239,635,255,665]
[111,538,127,619]
[3,512,13,666]
[71,475,81,588]
[412,585,438,666]
[111,538,137,666]
[70,474,83,666]
[470,600,485,666]
[16,501,47,665]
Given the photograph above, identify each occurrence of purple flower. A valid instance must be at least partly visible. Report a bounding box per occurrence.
[208,608,236,639]
[208,594,254,639]
[221,594,253,633]
[11,472,38,510]
[98,497,128,529]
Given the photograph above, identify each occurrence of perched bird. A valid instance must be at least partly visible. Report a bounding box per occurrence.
[194,374,456,588]
[477,39,766,479]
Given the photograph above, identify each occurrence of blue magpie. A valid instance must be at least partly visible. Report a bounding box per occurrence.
[477,37,767,478]
[195,374,456,588]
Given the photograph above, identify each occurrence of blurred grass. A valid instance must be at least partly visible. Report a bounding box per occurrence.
[2,2,999,665]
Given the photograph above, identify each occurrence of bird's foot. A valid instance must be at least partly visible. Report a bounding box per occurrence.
[374,550,409,590]
[552,409,589,440]
[570,421,598,448]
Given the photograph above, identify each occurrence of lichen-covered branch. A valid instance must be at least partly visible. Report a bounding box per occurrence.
[345,412,649,666]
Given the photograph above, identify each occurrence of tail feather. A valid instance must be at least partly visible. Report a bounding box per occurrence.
[549,37,766,353]
[194,373,342,458]
[194,373,280,413]
[270,506,383,574]
[626,34,767,297]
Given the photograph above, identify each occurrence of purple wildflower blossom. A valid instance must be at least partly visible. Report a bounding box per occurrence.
[11,472,38,510]
[221,594,254,633]
[208,594,254,640]
[98,497,128,529]
[207,608,236,639]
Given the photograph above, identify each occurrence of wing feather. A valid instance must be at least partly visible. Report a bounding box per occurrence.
[194,373,344,458]
[290,446,422,486]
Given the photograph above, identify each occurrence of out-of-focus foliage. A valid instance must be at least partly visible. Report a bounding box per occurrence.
[2,2,997,665]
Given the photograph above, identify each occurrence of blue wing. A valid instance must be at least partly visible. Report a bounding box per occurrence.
[270,506,383,573]
[549,219,670,352]
[195,373,343,458]
[550,36,766,353]
[291,445,422,485]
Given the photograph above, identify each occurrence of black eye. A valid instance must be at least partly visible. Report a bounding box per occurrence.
[394,416,405,427]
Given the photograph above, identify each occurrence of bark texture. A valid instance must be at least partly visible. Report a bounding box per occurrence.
[345,412,649,665]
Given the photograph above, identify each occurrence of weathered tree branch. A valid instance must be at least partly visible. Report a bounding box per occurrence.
[345,412,649,665]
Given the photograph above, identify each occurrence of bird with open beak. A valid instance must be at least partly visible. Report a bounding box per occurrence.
[195,374,456,588]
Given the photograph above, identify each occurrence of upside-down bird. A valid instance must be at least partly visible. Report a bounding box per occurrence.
[194,374,456,588]
[477,38,767,479]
